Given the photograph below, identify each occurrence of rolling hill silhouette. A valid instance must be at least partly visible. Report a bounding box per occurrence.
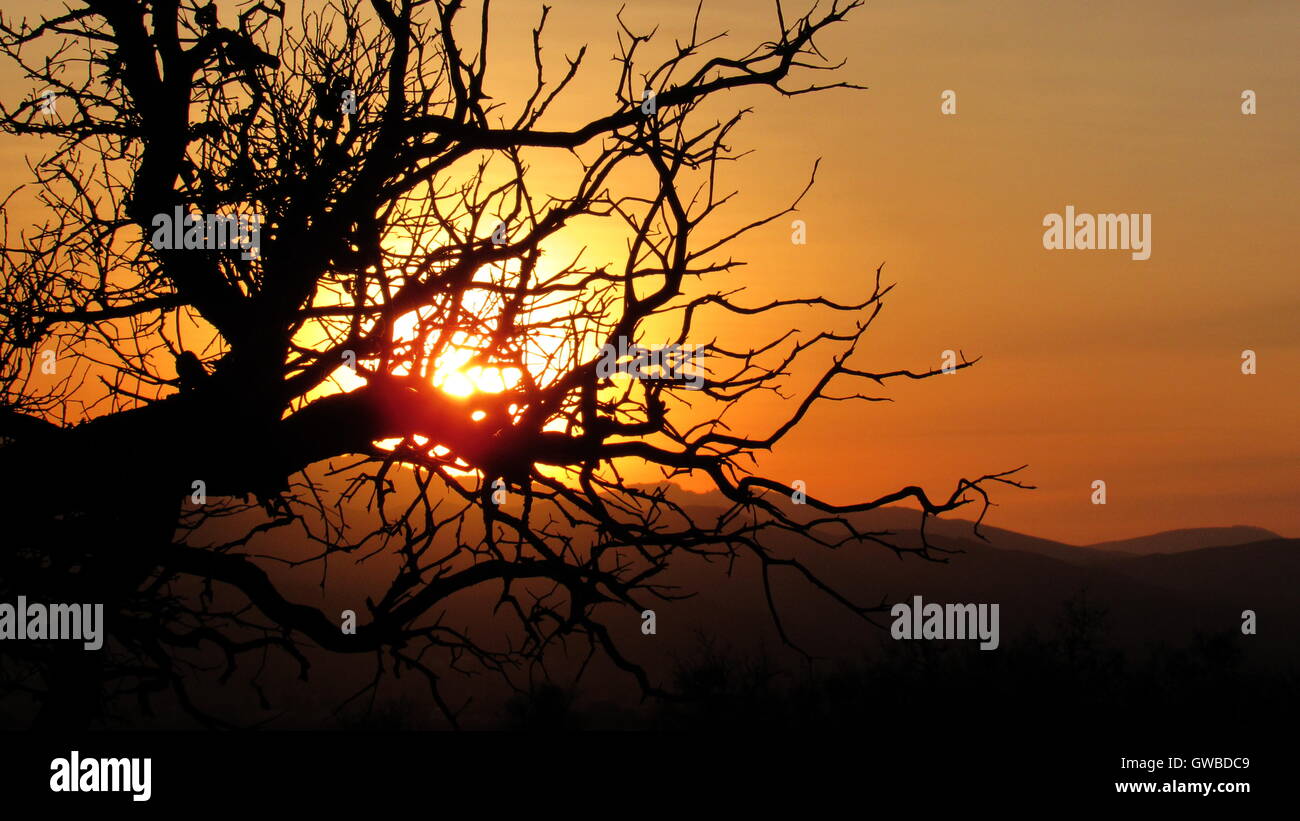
[1085,526,1280,554]
[144,484,1295,729]
[659,484,1282,564]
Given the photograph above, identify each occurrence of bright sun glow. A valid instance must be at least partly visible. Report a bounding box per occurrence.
[302,233,593,413]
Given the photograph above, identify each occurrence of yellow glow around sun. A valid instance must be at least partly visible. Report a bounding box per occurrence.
[387,306,524,398]
[434,357,522,398]
[296,231,596,416]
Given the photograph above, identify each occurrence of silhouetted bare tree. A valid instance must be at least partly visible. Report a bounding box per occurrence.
[0,0,1025,728]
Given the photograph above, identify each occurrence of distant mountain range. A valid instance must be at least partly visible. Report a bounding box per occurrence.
[1084,526,1280,554]
[184,485,1297,725]
[599,486,1298,670]
[656,483,1282,562]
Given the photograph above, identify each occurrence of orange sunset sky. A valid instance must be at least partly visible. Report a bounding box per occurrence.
[1,0,1296,544]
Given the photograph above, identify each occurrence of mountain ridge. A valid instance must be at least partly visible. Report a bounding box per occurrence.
[644,483,1283,561]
